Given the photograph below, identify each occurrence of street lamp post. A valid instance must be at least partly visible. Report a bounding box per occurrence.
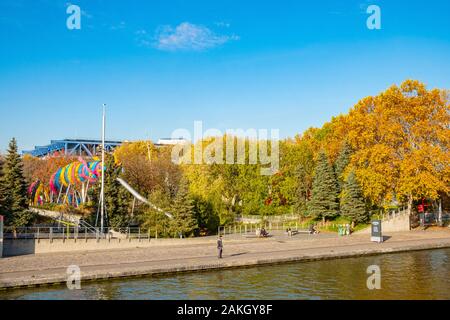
[100,104,106,234]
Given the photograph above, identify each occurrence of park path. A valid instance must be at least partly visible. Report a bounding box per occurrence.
[1,230,450,289]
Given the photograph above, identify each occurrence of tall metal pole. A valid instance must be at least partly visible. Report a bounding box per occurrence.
[146,139,152,162]
[100,104,106,233]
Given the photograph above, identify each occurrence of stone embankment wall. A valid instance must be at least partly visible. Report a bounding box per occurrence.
[358,213,411,234]
[2,237,216,257]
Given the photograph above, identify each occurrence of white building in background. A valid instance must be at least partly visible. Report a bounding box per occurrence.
[157,138,188,146]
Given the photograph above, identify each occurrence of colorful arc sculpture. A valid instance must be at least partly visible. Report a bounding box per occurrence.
[29,159,173,219]
[49,160,102,194]
[28,180,49,206]
[28,159,103,207]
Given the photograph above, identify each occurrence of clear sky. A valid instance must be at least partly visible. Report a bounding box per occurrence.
[0,0,449,152]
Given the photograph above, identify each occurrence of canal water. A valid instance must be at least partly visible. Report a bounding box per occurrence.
[1,248,449,300]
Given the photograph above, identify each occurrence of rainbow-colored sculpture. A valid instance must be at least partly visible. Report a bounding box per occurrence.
[28,180,49,206]
[49,159,102,194]
[29,158,103,207]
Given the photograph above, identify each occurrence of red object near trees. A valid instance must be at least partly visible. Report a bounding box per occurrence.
[418,198,431,213]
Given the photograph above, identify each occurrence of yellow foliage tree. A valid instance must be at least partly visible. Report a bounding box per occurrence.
[346,80,449,213]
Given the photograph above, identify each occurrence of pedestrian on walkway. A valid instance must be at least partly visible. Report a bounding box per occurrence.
[217,235,223,259]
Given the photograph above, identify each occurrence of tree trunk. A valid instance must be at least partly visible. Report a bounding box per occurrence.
[407,194,413,216]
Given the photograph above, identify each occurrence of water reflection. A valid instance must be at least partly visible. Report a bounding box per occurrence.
[1,249,449,300]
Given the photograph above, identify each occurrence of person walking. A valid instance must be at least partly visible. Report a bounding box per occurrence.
[217,235,223,259]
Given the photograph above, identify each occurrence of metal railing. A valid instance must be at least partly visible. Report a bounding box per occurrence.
[418,212,450,226]
[4,226,101,240]
[2,226,197,241]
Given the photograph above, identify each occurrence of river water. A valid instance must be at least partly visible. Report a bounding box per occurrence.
[1,248,449,300]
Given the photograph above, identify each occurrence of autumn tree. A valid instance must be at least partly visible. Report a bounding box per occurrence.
[22,154,75,194]
[291,141,315,216]
[114,141,182,198]
[22,154,43,184]
[114,141,154,195]
[346,80,450,213]
[184,162,234,225]
[140,188,172,237]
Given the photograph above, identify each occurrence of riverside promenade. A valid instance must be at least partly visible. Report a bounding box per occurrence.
[1,229,450,290]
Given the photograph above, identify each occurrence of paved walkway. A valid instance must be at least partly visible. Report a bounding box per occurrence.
[1,230,450,289]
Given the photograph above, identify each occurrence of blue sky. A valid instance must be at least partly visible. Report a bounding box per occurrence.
[0,0,449,152]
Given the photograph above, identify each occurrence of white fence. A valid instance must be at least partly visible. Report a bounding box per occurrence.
[235,214,301,224]
[219,221,315,236]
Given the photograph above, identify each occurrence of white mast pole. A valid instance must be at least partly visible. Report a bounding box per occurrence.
[100,104,106,234]
[146,130,152,162]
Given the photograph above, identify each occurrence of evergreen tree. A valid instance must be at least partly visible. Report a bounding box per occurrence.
[0,155,5,214]
[103,154,130,229]
[294,164,312,215]
[0,138,34,227]
[192,196,220,235]
[0,157,6,217]
[340,171,369,224]
[308,151,339,221]
[334,142,352,191]
[169,178,197,237]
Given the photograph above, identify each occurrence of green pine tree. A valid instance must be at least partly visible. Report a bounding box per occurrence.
[334,142,352,191]
[0,138,34,227]
[0,155,5,213]
[192,196,220,235]
[169,178,198,238]
[103,154,130,230]
[340,171,369,224]
[308,151,339,221]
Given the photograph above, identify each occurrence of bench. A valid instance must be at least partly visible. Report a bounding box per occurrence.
[287,229,313,236]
